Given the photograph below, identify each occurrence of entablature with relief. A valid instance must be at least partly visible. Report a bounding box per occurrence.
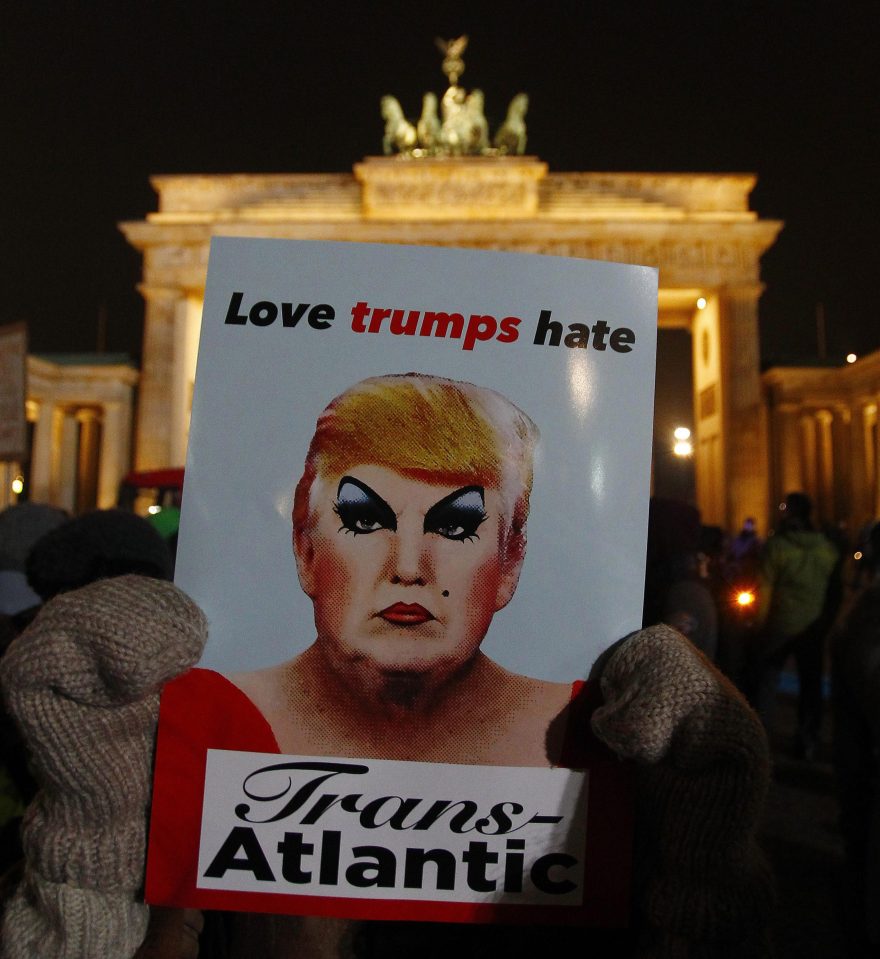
[27,356,139,404]
[763,352,880,405]
[122,215,781,292]
[119,157,781,292]
[138,165,765,225]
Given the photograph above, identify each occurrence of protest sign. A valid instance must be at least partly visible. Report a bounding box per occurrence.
[147,239,657,925]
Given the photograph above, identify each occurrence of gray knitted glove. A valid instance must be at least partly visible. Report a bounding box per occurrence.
[590,624,774,958]
[0,575,207,959]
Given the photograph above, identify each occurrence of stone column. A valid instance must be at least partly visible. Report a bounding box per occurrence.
[691,298,724,526]
[75,409,101,514]
[847,404,870,529]
[136,285,183,469]
[0,464,14,510]
[97,402,129,509]
[799,413,819,506]
[830,406,850,526]
[768,402,803,511]
[815,409,835,525]
[170,296,201,467]
[718,285,768,531]
[57,411,80,513]
[29,400,56,504]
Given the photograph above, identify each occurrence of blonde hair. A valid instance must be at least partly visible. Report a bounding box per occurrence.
[293,374,539,536]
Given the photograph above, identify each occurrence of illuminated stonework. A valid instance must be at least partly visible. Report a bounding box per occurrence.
[120,158,782,531]
[22,356,138,512]
[354,157,547,219]
[763,352,880,530]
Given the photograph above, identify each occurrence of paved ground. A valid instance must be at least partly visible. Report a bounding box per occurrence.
[760,692,869,958]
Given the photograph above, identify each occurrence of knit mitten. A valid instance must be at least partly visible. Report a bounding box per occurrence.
[590,625,774,958]
[0,575,207,959]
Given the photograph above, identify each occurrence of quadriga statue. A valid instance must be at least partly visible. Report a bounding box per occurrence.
[494,93,529,156]
[381,95,417,156]
[379,38,529,158]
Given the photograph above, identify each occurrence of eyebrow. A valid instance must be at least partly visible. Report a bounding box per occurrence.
[336,476,397,527]
[337,478,486,525]
[423,485,486,527]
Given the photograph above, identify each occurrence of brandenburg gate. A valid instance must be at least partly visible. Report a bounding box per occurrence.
[120,44,781,531]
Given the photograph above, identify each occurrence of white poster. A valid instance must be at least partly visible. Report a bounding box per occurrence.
[147,239,656,925]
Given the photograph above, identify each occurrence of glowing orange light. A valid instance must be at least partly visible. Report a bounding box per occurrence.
[736,591,755,607]
[854,551,863,561]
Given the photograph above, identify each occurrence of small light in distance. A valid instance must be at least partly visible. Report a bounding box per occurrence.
[673,440,693,457]
[696,297,707,310]
[854,551,863,561]
[673,426,691,440]
[11,475,24,495]
[736,590,756,607]
[846,353,857,364]
[148,505,162,515]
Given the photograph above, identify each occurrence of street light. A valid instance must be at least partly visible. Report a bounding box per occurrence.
[672,425,692,456]
[846,353,857,364]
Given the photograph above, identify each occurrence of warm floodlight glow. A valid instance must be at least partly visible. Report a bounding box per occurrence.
[846,353,857,364]
[696,297,707,310]
[736,590,755,607]
[148,505,162,515]
[854,551,863,561]
[11,475,24,495]
[673,426,691,441]
[673,440,693,457]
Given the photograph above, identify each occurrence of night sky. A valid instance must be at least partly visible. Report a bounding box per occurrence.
[3,2,877,367]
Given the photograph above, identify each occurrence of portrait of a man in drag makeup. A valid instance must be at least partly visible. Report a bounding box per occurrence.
[218,372,577,768]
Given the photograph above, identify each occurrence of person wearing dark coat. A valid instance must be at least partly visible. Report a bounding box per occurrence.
[750,492,839,758]
[832,521,880,952]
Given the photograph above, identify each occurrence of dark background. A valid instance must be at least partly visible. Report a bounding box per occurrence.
[2,1,877,367]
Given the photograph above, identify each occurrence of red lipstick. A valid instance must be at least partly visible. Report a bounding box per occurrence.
[378,603,434,625]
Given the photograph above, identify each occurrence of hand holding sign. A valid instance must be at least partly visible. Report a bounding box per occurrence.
[589,624,775,954]
[0,576,206,958]
[2,576,771,956]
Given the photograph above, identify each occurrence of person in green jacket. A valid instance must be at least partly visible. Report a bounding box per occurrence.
[750,491,839,759]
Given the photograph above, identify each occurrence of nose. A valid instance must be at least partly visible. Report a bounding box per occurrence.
[389,521,430,586]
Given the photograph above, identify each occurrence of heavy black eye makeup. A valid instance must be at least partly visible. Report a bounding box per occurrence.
[424,486,488,542]
[334,477,397,535]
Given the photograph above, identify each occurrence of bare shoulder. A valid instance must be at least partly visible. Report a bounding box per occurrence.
[228,661,292,718]
[507,672,573,722]
[470,662,575,766]
[477,659,572,722]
